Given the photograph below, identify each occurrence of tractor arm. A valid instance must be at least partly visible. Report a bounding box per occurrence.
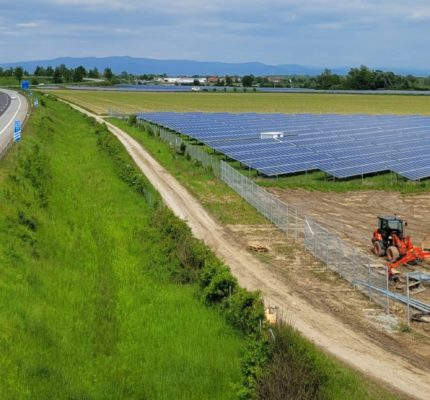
[387,247,430,274]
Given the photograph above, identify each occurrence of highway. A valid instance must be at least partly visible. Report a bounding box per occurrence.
[0,91,11,117]
[0,89,29,157]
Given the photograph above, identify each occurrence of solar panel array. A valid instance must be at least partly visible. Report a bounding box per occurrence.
[137,112,430,180]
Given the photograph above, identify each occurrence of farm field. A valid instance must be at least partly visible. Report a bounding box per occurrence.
[0,98,246,399]
[50,89,430,115]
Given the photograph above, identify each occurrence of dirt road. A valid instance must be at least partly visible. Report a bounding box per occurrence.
[64,101,430,400]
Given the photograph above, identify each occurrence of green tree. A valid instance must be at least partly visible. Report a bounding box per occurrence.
[225,75,233,86]
[242,75,254,87]
[53,67,63,83]
[73,65,87,82]
[103,67,113,81]
[14,66,24,83]
[345,65,375,90]
[45,66,54,77]
[34,66,46,76]
[315,69,342,89]
[59,64,72,82]
[88,67,100,79]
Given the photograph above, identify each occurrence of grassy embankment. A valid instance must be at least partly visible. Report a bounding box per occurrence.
[54,90,430,192]
[0,97,248,399]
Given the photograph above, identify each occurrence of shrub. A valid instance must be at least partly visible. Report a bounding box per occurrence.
[237,336,270,400]
[151,207,209,283]
[95,124,157,206]
[179,142,186,155]
[224,289,264,334]
[128,114,137,126]
[200,262,237,303]
[256,324,328,400]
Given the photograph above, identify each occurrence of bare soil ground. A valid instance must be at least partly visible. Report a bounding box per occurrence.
[64,100,430,400]
[268,189,430,249]
[268,189,430,303]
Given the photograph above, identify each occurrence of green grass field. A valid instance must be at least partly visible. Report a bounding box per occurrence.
[51,89,430,115]
[0,76,21,87]
[0,98,245,399]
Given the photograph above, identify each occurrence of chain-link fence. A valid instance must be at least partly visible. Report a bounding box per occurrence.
[121,118,430,317]
[220,161,301,238]
[108,109,127,119]
[304,217,390,311]
[219,161,417,314]
[144,123,221,176]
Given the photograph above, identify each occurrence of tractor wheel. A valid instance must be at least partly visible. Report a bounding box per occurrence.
[373,241,385,257]
[386,246,400,262]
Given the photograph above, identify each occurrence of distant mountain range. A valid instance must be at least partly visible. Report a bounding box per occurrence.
[0,56,429,77]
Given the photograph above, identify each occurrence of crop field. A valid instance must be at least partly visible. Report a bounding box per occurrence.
[50,89,430,115]
[0,98,247,399]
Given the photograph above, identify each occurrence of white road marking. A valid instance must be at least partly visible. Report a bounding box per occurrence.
[0,92,22,137]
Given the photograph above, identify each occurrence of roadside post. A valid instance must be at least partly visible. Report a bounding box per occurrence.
[14,120,22,142]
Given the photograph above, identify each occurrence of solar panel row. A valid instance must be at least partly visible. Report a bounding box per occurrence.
[137,112,430,180]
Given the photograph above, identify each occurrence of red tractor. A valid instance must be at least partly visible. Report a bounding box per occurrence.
[372,215,430,274]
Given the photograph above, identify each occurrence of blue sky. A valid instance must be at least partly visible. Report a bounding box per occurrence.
[1,0,429,68]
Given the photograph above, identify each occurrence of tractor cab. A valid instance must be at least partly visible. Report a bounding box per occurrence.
[372,215,407,257]
[377,216,405,240]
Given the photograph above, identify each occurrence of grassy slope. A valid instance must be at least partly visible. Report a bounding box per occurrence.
[0,98,244,399]
[51,90,430,115]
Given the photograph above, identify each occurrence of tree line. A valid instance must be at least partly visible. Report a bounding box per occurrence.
[0,65,117,84]
[241,65,430,90]
[1,63,430,91]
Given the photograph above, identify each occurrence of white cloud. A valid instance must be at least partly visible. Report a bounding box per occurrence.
[16,21,43,28]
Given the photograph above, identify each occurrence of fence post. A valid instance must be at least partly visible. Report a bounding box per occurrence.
[325,231,329,265]
[367,258,371,302]
[295,207,298,239]
[385,266,390,314]
[406,272,410,327]
[352,248,356,286]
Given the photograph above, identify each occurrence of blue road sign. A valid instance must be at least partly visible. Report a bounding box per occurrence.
[21,80,30,90]
[14,120,22,142]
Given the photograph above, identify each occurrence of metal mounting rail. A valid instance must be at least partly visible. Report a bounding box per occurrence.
[354,280,430,313]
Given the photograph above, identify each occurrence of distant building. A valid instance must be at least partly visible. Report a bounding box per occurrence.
[207,76,219,84]
[155,77,207,84]
[267,76,283,84]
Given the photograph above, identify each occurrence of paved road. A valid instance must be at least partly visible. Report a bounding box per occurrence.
[0,89,28,157]
[0,91,11,117]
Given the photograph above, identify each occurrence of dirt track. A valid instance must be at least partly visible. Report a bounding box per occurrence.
[65,101,430,400]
